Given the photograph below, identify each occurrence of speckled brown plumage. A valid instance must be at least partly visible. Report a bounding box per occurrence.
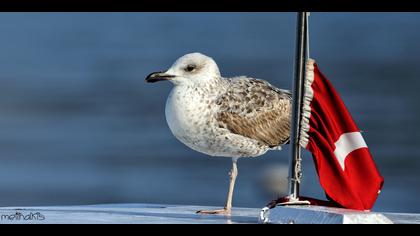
[215,77,292,148]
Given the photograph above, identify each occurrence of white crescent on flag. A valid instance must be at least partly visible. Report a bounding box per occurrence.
[333,132,368,171]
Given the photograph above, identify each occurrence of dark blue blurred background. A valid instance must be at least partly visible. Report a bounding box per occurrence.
[0,13,419,213]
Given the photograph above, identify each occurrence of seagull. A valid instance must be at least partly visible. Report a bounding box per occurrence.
[145,53,292,215]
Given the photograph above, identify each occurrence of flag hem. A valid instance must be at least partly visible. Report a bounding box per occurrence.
[299,58,315,148]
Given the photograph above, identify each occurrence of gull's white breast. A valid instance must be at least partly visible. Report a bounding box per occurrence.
[165,85,215,154]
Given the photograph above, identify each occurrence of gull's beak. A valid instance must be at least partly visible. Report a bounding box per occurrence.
[145,71,176,83]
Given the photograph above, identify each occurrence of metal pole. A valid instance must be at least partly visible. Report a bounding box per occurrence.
[287,12,308,201]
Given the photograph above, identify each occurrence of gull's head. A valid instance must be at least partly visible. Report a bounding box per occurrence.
[145,52,221,86]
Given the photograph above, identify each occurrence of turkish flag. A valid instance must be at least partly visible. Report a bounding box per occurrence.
[300,59,384,211]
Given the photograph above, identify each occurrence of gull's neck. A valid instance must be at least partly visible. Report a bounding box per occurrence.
[177,75,227,94]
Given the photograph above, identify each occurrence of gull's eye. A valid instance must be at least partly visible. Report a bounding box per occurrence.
[184,64,196,72]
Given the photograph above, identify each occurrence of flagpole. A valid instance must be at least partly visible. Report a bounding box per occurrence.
[287,12,309,201]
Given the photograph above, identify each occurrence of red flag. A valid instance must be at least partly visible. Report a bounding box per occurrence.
[300,59,384,211]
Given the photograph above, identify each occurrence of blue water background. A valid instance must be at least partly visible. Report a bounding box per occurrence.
[0,13,419,213]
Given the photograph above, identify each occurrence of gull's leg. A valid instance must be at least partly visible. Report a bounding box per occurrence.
[197,158,238,215]
[224,158,238,212]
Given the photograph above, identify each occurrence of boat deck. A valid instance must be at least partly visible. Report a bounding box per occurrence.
[0,203,260,224]
[1,203,419,224]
